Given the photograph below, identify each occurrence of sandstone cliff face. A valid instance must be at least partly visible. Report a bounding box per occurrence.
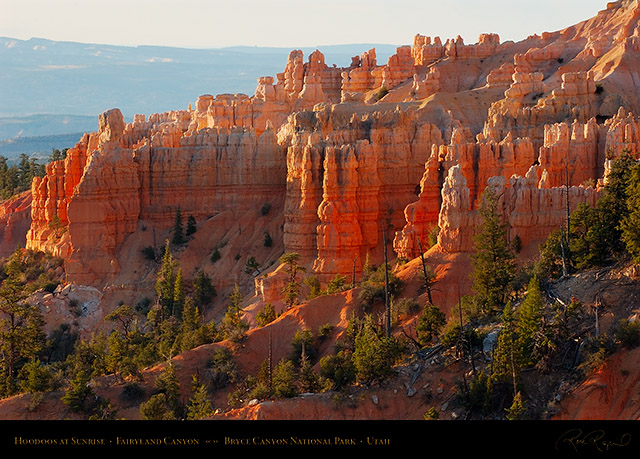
[0,191,31,258]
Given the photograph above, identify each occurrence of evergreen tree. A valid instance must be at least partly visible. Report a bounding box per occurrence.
[186,374,214,420]
[154,361,182,417]
[272,359,298,398]
[280,253,306,309]
[515,276,545,367]
[491,302,520,390]
[62,370,94,412]
[139,393,176,420]
[173,268,185,319]
[621,161,640,265]
[319,350,355,390]
[18,359,52,394]
[172,208,185,245]
[256,302,277,327]
[192,269,216,310]
[186,215,197,237]
[352,316,403,384]
[416,303,446,347]
[471,186,516,315]
[298,352,320,393]
[0,251,46,396]
[505,391,528,420]
[221,284,248,343]
[155,241,177,320]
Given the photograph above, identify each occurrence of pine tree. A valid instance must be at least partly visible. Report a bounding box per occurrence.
[173,268,185,319]
[18,359,52,394]
[192,269,216,310]
[221,284,249,343]
[621,161,640,265]
[416,303,446,347]
[139,393,176,420]
[155,241,177,320]
[172,208,185,245]
[155,361,182,417]
[272,359,298,398]
[0,251,46,396]
[490,302,520,390]
[280,253,306,309]
[186,215,197,237]
[62,370,94,412]
[352,316,403,384]
[186,375,214,420]
[471,186,516,315]
[505,391,528,420]
[516,276,545,367]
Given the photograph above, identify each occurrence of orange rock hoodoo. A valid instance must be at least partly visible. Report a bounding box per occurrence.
[22,0,640,287]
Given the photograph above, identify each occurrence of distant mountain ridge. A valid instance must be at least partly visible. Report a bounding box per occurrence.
[0,36,399,119]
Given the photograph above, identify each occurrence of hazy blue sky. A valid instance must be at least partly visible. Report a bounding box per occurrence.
[2,0,607,48]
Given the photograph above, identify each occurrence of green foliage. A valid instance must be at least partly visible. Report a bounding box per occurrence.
[303,276,321,299]
[210,248,221,263]
[172,208,185,245]
[0,154,46,200]
[615,319,640,348]
[375,86,389,101]
[260,203,271,216]
[290,328,316,365]
[272,359,298,399]
[220,284,249,343]
[424,407,440,420]
[352,316,404,384]
[280,253,306,309]
[458,370,496,416]
[319,351,355,390]
[62,370,94,412]
[139,393,176,420]
[244,256,260,275]
[505,391,528,420]
[324,274,347,295]
[155,241,178,320]
[205,347,238,390]
[490,302,520,386]
[154,362,182,416]
[44,323,78,364]
[141,246,157,262]
[0,251,46,396]
[515,276,545,367]
[358,262,403,310]
[192,269,216,310]
[471,186,517,315]
[263,231,273,247]
[416,303,446,347]
[536,154,639,280]
[187,375,214,420]
[256,302,277,327]
[18,359,52,394]
[621,160,640,265]
[186,215,197,237]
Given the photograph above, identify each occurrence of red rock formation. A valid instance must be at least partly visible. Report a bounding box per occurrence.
[0,191,31,257]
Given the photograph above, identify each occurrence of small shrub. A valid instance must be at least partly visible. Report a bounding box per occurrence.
[375,86,389,101]
[263,232,273,247]
[141,246,157,261]
[256,303,277,327]
[616,319,640,348]
[260,203,271,216]
[210,248,221,263]
[319,351,355,390]
[120,382,145,405]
